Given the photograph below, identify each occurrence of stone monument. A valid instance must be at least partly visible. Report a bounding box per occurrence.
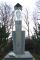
[3,3,34,60]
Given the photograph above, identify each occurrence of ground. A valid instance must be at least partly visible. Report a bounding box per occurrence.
[32,53,40,60]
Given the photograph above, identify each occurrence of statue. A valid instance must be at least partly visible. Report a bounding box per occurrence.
[15,9,21,20]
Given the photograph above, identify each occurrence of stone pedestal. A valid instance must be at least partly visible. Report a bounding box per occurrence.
[3,51,34,60]
[12,31,25,54]
[12,21,25,54]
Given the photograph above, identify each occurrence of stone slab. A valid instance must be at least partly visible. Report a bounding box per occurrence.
[12,31,25,54]
[3,51,34,60]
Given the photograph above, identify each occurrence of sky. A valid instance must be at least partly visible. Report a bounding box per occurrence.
[0,0,37,37]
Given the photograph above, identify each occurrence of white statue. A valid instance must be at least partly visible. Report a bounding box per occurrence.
[15,9,21,20]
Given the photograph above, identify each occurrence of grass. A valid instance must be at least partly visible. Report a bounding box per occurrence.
[32,53,40,60]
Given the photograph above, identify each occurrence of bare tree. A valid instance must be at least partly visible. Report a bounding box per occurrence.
[32,0,40,37]
[0,3,14,35]
[23,9,33,37]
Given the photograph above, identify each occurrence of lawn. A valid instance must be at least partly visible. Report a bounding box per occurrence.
[32,53,40,60]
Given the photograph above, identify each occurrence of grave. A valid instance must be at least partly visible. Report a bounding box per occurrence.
[3,3,34,60]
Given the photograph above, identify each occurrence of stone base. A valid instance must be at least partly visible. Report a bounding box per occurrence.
[3,51,35,60]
